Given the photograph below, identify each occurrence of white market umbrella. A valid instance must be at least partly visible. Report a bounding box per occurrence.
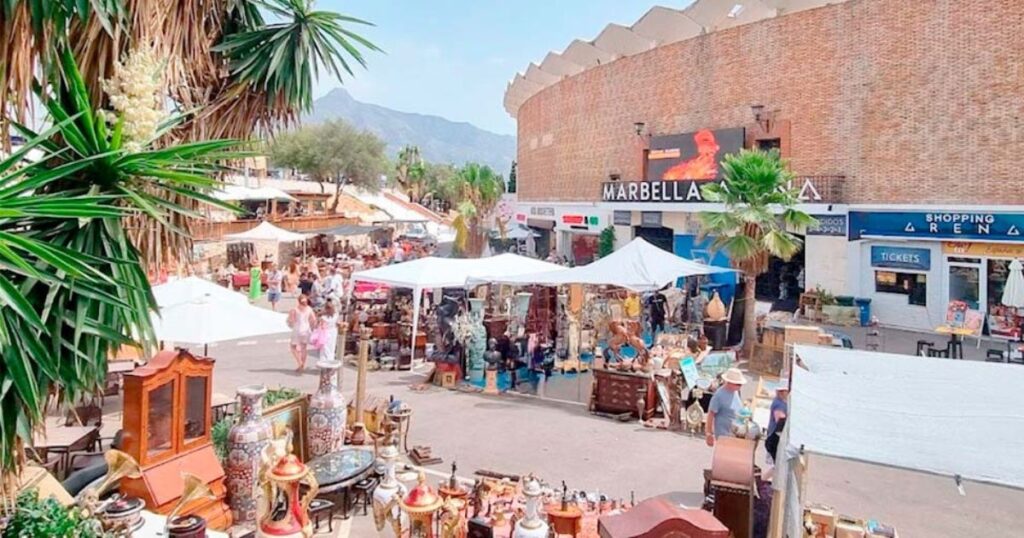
[152,276,247,308]
[224,221,310,242]
[152,294,289,353]
[1002,259,1024,308]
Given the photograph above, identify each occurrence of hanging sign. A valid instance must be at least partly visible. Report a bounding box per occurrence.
[850,211,1024,242]
[613,211,632,226]
[942,242,1024,258]
[640,211,663,228]
[871,246,931,271]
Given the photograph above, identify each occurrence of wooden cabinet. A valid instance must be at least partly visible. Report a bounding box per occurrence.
[120,349,231,529]
[589,369,657,420]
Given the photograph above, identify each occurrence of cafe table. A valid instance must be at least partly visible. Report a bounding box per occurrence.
[934,325,975,359]
[31,424,99,476]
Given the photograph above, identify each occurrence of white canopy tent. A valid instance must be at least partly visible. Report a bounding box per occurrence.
[479,237,734,291]
[777,345,1024,535]
[224,221,311,242]
[351,254,563,360]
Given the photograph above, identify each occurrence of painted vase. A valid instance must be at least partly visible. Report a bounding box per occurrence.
[308,360,346,457]
[226,385,272,526]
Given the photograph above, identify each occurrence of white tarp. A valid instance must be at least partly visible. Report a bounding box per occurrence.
[351,253,562,360]
[788,344,1024,489]
[224,221,310,242]
[481,237,734,291]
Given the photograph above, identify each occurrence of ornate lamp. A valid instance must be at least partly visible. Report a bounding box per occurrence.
[373,443,408,536]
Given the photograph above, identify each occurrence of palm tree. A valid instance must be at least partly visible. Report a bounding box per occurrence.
[394,145,425,201]
[446,163,504,257]
[0,49,245,496]
[0,0,379,270]
[698,149,816,357]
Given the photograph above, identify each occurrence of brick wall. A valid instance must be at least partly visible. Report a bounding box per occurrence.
[516,0,1024,205]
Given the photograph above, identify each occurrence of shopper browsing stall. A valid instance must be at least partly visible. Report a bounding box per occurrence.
[705,368,747,446]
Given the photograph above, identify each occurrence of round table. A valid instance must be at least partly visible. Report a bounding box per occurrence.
[307,448,376,519]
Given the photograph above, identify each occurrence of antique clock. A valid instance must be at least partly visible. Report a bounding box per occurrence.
[120,349,232,529]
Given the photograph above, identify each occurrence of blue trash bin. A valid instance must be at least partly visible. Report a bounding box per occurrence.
[854,298,872,326]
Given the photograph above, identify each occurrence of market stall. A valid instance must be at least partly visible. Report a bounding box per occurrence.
[224,221,311,267]
[773,345,1024,537]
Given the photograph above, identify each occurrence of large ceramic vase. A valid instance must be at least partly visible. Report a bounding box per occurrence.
[308,360,346,458]
[226,385,272,526]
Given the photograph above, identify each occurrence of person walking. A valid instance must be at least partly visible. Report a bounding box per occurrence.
[248,261,262,303]
[318,303,341,362]
[287,294,318,371]
[705,368,747,447]
[266,264,284,311]
[765,382,789,463]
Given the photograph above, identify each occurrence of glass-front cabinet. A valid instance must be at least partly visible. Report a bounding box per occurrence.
[122,349,214,466]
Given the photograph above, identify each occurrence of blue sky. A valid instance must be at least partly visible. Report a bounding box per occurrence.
[317,1,677,135]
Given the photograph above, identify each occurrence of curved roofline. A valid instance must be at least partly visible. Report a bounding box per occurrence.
[503,0,851,118]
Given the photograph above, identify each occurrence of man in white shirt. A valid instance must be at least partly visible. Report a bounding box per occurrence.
[324,268,343,305]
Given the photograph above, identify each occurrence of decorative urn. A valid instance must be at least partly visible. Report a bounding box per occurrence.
[308,359,346,457]
[257,454,319,538]
[226,384,272,525]
[400,471,445,537]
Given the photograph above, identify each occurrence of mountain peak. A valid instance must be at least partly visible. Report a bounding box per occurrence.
[305,89,514,174]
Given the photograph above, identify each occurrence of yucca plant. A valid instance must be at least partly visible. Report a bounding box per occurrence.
[0,48,242,497]
[698,149,817,356]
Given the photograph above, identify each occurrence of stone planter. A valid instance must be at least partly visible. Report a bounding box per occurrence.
[308,360,346,457]
[225,385,271,526]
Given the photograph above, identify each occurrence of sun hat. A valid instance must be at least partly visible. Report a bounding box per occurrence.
[721,367,748,385]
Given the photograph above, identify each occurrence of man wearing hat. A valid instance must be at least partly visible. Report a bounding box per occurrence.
[705,367,747,447]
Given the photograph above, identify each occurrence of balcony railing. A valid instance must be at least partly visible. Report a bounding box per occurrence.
[790,175,845,204]
[193,214,359,241]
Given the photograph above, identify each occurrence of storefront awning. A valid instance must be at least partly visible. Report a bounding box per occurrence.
[527,218,555,230]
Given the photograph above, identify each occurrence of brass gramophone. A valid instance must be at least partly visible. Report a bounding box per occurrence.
[80,449,144,534]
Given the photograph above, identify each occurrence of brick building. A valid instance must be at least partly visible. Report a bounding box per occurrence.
[504,0,1024,332]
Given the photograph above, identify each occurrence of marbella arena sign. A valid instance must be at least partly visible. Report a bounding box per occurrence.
[602,127,744,203]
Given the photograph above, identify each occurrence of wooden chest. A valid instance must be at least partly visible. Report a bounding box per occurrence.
[590,369,657,419]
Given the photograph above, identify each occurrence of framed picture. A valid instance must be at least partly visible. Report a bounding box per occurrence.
[263,395,311,461]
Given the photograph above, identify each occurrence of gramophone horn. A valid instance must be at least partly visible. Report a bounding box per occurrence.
[84,449,142,500]
[166,472,216,526]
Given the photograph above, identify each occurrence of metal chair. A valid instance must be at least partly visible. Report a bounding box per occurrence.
[986,349,1006,363]
[927,348,949,358]
[916,340,934,357]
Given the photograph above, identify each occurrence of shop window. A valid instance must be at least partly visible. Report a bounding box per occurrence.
[875,271,927,306]
[756,138,781,151]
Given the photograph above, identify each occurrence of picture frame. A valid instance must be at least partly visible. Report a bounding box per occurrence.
[263,394,311,461]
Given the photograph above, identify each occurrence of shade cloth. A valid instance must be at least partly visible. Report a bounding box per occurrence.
[224,221,310,242]
[351,254,563,360]
[1001,259,1024,308]
[787,344,1024,489]
[479,237,734,291]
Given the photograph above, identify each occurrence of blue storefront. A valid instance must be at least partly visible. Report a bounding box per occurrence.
[848,210,1024,333]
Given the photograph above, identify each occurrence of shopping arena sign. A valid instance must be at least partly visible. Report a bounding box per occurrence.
[849,211,1024,241]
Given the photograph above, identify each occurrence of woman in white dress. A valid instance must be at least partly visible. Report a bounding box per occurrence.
[287,294,318,371]
[318,302,340,362]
